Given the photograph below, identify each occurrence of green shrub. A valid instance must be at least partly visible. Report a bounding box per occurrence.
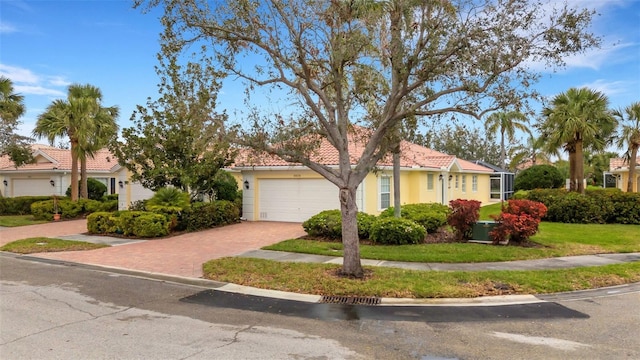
[117,211,147,236]
[128,200,147,211]
[65,178,107,200]
[545,193,606,223]
[369,217,426,245]
[131,213,170,237]
[102,194,118,201]
[147,187,190,210]
[525,188,568,208]
[87,212,118,234]
[0,196,53,215]
[380,203,449,233]
[31,199,83,220]
[512,190,529,200]
[302,210,342,239]
[180,200,240,232]
[514,164,564,191]
[212,170,239,202]
[302,210,377,240]
[99,200,118,212]
[610,192,640,224]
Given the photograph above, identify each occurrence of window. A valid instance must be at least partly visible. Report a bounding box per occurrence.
[472,175,478,192]
[427,174,434,190]
[490,176,501,199]
[455,175,459,189]
[379,176,391,209]
[462,175,467,192]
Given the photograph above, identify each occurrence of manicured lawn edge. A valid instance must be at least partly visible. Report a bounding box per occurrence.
[203,257,640,298]
[0,237,108,254]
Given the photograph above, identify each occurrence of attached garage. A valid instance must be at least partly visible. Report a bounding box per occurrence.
[11,178,56,197]
[257,178,340,222]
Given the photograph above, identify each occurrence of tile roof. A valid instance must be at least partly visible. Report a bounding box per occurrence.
[0,145,117,172]
[233,131,493,173]
[610,157,640,171]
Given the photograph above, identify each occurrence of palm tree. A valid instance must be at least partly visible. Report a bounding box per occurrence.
[0,76,25,123]
[485,111,529,169]
[33,84,119,201]
[508,132,550,171]
[539,87,616,193]
[613,102,640,192]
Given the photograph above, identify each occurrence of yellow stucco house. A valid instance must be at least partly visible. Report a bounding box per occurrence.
[233,138,506,223]
[609,157,640,192]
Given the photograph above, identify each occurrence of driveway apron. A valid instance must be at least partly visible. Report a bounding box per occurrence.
[27,221,306,278]
[0,219,89,246]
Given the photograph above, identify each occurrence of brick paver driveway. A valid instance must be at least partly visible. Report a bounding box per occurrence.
[3,221,305,278]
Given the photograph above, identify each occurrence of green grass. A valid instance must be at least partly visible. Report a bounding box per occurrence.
[479,202,503,220]
[0,237,108,254]
[202,257,640,298]
[0,215,48,227]
[264,223,640,263]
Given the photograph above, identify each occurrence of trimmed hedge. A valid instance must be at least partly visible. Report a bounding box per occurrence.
[87,211,169,237]
[369,217,426,245]
[522,188,640,224]
[178,200,240,232]
[302,210,377,240]
[514,164,564,191]
[0,196,54,215]
[380,203,450,234]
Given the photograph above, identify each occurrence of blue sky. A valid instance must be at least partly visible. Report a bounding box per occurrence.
[1,0,639,150]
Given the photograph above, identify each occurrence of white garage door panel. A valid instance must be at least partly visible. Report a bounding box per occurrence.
[12,179,54,197]
[259,179,340,222]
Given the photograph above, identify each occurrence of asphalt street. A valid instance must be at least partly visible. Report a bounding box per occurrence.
[1,254,639,360]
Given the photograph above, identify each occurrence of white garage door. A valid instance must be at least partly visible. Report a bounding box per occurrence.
[258,178,340,222]
[12,178,54,197]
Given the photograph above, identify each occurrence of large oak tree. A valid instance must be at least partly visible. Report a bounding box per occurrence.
[136,0,599,277]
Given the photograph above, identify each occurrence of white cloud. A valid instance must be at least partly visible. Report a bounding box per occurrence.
[0,22,17,33]
[14,85,65,97]
[47,75,71,87]
[578,79,629,96]
[0,64,39,83]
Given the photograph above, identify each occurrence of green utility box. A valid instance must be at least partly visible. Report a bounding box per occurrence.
[471,221,498,241]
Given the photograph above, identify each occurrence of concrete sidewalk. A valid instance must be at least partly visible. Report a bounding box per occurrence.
[238,249,640,271]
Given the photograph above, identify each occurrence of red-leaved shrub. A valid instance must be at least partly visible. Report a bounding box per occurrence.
[490,200,547,244]
[447,199,481,241]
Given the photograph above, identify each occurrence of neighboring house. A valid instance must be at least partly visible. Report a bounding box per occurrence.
[0,146,155,209]
[0,145,120,198]
[472,160,515,201]
[609,157,640,192]
[233,137,496,223]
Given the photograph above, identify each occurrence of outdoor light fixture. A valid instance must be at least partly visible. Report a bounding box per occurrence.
[448,175,453,181]
[49,180,55,187]
[118,180,124,188]
[438,174,443,181]
[244,180,250,190]
[2,180,7,186]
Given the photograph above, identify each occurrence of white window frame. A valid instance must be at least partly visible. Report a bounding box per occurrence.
[462,175,467,193]
[455,175,459,189]
[472,175,478,192]
[379,176,391,210]
[427,173,434,191]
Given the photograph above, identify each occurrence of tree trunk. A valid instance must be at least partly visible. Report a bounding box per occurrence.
[393,146,401,218]
[575,139,585,194]
[339,187,363,278]
[70,140,79,202]
[80,157,88,199]
[500,129,506,169]
[628,145,638,193]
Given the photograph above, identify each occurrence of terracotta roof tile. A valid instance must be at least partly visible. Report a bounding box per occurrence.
[233,130,493,173]
[610,157,640,171]
[0,146,116,172]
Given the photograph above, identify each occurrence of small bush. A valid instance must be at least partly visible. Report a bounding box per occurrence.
[0,196,53,215]
[87,212,118,234]
[31,199,83,220]
[128,200,147,211]
[447,199,481,241]
[180,200,240,232]
[490,200,547,244]
[610,192,640,224]
[131,213,170,237]
[369,217,426,245]
[211,170,240,202]
[147,187,190,210]
[117,211,147,236]
[102,194,118,202]
[302,210,378,240]
[546,193,607,224]
[99,200,118,212]
[380,203,450,233]
[514,164,564,191]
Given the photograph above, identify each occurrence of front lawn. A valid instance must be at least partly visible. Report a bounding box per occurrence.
[263,223,640,263]
[0,215,49,227]
[0,237,108,254]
